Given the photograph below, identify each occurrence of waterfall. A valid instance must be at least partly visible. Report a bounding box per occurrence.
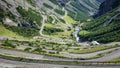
[74,26,80,42]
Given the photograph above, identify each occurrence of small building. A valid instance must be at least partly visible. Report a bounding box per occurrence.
[91,41,100,45]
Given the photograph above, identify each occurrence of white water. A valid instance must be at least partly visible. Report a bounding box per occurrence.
[74,26,80,42]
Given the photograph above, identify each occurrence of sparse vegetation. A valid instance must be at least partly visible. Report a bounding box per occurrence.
[2,0,12,7]
[66,45,119,54]
[67,9,91,21]
[47,16,53,23]
[49,0,59,5]
[16,6,42,26]
[0,7,15,22]
[43,26,64,35]
[54,8,65,15]
[43,3,53,9]
[7,11,16,21]
[59,18,66,23]
[26,0,35,7]
[24,47,32,51]
[4,24,39,37]
[0,25,23,38]
[109,57,120,62]
[0,7,4,22]
[2,39,16,48]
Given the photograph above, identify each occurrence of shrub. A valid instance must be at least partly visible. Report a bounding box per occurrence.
[0,7,4,22]
[16,6,42,26]
[49,0,59,5]
[47,16,53,23]
[59,18,66,23]
[43,27,64,34]
[4,24,39,37]
[24,48,32,51]
[28,42,33,46]
[43,3,53,9]
[3,39,16,48]
[49,52,55,54]
[54,9,65,15]
[26,0,35,7]
[56,51,59,54]
[33,48,43,53]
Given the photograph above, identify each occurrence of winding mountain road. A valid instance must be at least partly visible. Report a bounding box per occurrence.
[0,47,120,68]
[0,58,119,68]
[0,46,120,61]
[61,47,120,58]
[89,48,120,61]
[39,14,47,36]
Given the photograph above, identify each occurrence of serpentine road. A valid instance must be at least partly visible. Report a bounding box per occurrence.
[61,47,120,58]
[0,47,120,61]
[89,48,120,61]
[0,47,120,67]
[39,14,47,36]
[0,58,119,68]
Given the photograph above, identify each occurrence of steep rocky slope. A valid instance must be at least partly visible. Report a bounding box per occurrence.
[94,0,120,18]
[96,0,105,3]
[79,6,120,43]
[78,0,120,43]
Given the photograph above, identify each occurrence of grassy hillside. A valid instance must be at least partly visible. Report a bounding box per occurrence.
[79,8,120,43]
[4,25,39,37]
[0,25,21,38]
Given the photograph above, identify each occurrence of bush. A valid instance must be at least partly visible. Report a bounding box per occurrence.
[47,16,53,23]
[28,42,33,46]
[56,51,59,54]
[26,0,35,7]
[43,3,53,9]
[7,11,16,21]
[49,0,59,5]
[16,6,42,26]
[54,8,65,15]
[33,48,43,53]
[59,18,66,23]
[0,7,15,22]
[4,25,39,37]
[0,7,4,22]
[24,48,32,51]
[49,52,55,54]
[43,27,64,34]
[3,39,16,48]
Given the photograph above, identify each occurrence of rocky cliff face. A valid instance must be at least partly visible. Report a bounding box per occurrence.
[94,0,120,18]
[96,0,105,3]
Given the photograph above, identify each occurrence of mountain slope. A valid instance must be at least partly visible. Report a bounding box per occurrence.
[0,0,100,39]
[78,0,120,43]
[79,7,120,43]
[0,0,120,43]
[33,0,100,21]
[94,0,120,18]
